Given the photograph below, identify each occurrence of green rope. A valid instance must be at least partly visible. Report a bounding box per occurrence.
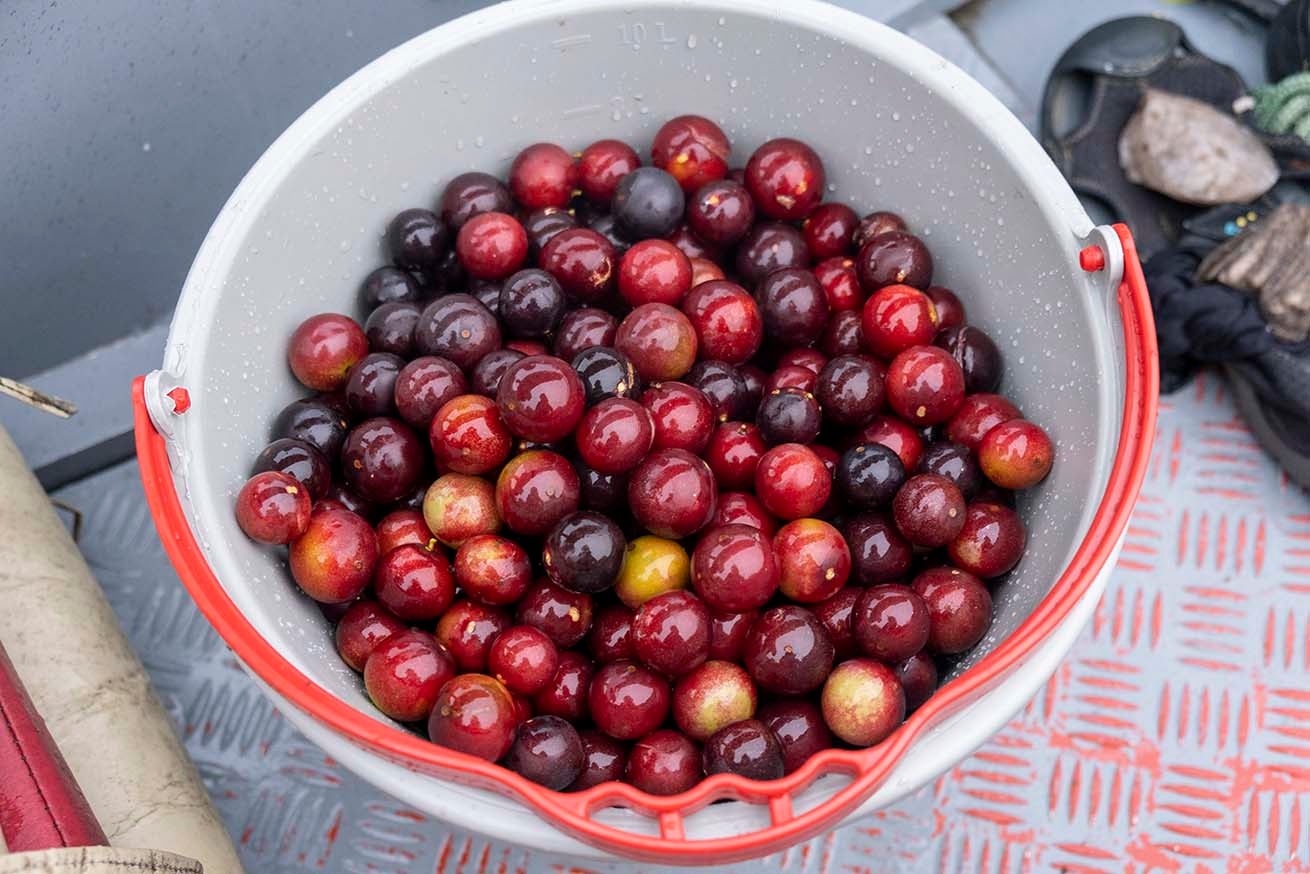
[1252,72,1310,136]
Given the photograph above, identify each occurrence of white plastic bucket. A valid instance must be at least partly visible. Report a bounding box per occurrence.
[134,0,1157,862]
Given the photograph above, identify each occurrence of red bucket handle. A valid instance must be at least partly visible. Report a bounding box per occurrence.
[133,224,1155,863]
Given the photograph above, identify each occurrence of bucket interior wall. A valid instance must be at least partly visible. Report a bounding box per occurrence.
[167,0,1116,800]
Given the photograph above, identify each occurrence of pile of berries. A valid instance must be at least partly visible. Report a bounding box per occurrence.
[233,115,1054,795]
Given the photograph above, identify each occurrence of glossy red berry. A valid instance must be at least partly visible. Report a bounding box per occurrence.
[289,508,379,603]
[628,448,717,539]
[892,473,967,547]
[703,422,766,490]
[754,444,831,520]
[759,698,834,775]
[236,471,311,544]
[429,394,512,475]
[618,239,693,306]
[803,203,859,259]
[533,650,595,723]
[745,138,826,221]
[948,502,1027,578]
[435,600,512,671]
[703,718,784,781]
[364,630,456,723]
[539,228,618,303]
[516,579,594,648]
[687,179,756,246]
[774,518,851,603]
[495,450,581,537]
[373,543,456,621]
[576,397,655,474]
[633,590,711,677]
[885,345,966,426]
[853,584,930,663]
[978,419,1054,489]
[428,673,518,760]
[488,625,560,695]
[913,566,994,654]
[334,599,404,672]
[821,658,905,747]
[691,524,780,612]
[861,284,939,360]
[453,534,533,606]
[814,256,863,312]
[710,492,778,537]
[288,313,368,392]
[651,115,731,192]
[642,381,715,454]
[423,473,501,546]
[509,143,578,209]
[626,729,700,796]
[744,605,835,695]
[496,355,586,444]
[616,303,699,382]
[589,660,671,741]
[455,211,528,280]
[682,280,763,365]
[578,139,640,203]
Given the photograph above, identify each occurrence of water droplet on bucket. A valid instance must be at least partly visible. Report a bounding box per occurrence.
[687,34,697,48]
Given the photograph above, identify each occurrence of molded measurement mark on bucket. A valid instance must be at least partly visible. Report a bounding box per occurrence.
[618,21,679,49]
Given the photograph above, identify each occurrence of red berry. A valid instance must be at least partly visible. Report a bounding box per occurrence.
[578,139,640,203]
[853,584,930,662]
[651,115,731,193]
[495,450,580,537]
[626,729,700,796]
[576,397,656,474]
[496,355,586,444]
[803,203,859,259]
[236,471,311,544]
[628,448,717,539]
[423,473,501,546]
[978,419,1054,489]
[691,523,780,612]
[774,518,851,603]
[681,280,763,365]
[429,394,512,475]
[334,599,404,672]
[488,625,560,695]
[589,660,671,741]
[364,630,456,723]
[754,443,831,520]
[948,502,1027,578]
[858,415,925,472]
[642,381,715,454]
[288,313,368,391]
[427,673,518,760]
[814,256,863,311]
[912,566,993,654]
[455,211,528,280]
[435,599,512,671]
[892,474,966,548]
[821,658,905,747]
[745,138,826,221]
[618,239,693,306]
[861,284,939,360]
[633,590,711,677]
[453,534,533,606]
[374,543,456,621]
[509,143,578,209]
[885,346,966,425]
[289,508,378,603]
[616,303,699,382]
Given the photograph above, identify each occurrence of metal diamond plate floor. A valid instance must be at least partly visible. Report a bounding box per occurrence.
[52,373,1310,872]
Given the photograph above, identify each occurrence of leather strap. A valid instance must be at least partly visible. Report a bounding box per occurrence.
[0,642,106,852]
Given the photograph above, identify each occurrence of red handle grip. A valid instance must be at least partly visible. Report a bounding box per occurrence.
[133,223,1156,863]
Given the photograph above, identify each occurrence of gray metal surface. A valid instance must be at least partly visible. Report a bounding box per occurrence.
[54,378,1310,871]
[1,0,486,379]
